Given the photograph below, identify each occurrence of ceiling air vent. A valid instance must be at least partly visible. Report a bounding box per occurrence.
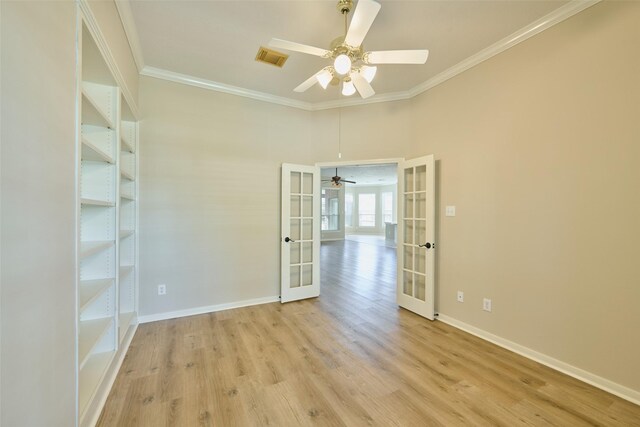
[255,46,289,68]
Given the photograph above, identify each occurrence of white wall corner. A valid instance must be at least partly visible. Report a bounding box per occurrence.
[437,314,640,406]
[138,295,281,324]
[114,0,145,72]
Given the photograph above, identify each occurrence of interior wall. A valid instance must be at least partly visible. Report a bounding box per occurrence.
[138,76,415,317]
[1,2,77,425]
[409,0,640,392]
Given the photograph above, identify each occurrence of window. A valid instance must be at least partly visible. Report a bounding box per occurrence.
[358,193,376,227]
[345,193,354,227]
[382,192,393,223]
[321,189,340,231]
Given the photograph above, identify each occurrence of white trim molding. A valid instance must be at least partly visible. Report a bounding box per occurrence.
[114,0,145,72]
[138,295,281,324]
[437,314,640,406]
[127,0,600,111]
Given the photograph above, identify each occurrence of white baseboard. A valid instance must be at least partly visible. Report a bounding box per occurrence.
[81,320,139,427]
[437,314,640,406]
[138,295,281,324]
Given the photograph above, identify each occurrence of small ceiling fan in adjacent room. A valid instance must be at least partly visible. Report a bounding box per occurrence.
[323,168,356,188]
[269,0,429,99]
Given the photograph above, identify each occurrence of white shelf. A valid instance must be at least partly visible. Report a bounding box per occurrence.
[119,312,135,343]
[79,279,113,313]
[120,168,135,181]
[78,317,112,369]
[81,198,115,207]
[79,350,114,415]
[82,137,115,164]
[120,192,135,201]
[121,133,135,153]
[119,230,134,239]
[119,265,134,276]
[80,241,114,259]
[81,83,115,129]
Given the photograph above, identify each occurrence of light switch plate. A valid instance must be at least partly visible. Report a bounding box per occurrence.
[446,206,456,217]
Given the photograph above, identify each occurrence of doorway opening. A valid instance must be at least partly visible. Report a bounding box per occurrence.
[318,161,399,304]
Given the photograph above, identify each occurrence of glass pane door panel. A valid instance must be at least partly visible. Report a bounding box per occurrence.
[290,243,300,265]
[290,219,301,241]
[415,274,426,301]
[291,172,301,194]
[403,271,413,297]
[404,221,414,244]
[415,249,426,274]
[404,195,414,219]
[415,193,426,219]
[403,245,413,269]
[302,219,313,240]
[290,266,301,288]
[415,165,427,192]
[404,168,414,193]
[302,242,312,263]
[301,264,312,286]
[302,173,313,195]
[291,196,301,217]
[415,220,426,247]
[302,196,313,218]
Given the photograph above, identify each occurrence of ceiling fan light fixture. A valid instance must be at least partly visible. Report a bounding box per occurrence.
[361,65,377,83]
[316,69,333,89]
[334,54,352,75]
[342,79,356,96]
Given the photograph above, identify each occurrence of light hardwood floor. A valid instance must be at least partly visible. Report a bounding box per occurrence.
[98,239,640,426]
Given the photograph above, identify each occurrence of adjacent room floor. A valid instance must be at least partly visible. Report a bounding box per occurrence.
[97,239,640,426]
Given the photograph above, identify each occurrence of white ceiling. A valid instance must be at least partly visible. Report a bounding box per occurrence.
[128,0,570,105]
[322,164,397,186]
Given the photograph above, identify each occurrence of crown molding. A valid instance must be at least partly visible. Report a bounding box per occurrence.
[141,66,316,110]
[409,0,601,98]
[124,0,600,111]
[114,0,145,72]
[78,0,140,118]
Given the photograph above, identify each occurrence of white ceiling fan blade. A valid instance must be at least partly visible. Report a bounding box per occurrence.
[344,0,381,48]
[269,38,331,58]
[294,70,323,93]
[365,50,429,64]
[351,72,375,99]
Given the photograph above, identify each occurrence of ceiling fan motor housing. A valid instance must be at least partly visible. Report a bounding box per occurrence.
[337,0,354,15]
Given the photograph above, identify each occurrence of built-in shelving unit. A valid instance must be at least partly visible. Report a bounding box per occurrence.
[77,21,139,426]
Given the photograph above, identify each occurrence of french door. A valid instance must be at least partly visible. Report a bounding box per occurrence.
[397,155,436,319]
[280,164,321,302]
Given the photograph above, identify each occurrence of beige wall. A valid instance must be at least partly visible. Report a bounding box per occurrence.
[138,77,414,316]
[410,0,640,392]
[1,2,77,425]
[138,0,639,396]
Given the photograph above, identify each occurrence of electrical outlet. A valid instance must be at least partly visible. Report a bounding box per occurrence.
[158,284,167,296]
[446,206,456,217]
[457,291,464,303]
[483,298,492,312]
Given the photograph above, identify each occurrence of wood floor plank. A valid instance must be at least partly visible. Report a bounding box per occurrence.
[97,239,640,426]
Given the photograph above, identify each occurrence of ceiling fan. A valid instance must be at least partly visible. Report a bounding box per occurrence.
[323,168,356,187]
[269,0,429,99]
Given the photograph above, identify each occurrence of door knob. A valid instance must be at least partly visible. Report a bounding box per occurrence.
[284,237,295,243]
[418,242,433,249]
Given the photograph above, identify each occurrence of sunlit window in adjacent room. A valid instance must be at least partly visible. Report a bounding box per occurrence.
[321,189,340,231]
[358,193,376,227]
